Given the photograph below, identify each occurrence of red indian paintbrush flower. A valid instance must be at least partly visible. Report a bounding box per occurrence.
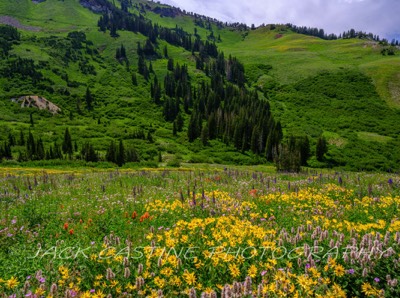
[140,212,150,222]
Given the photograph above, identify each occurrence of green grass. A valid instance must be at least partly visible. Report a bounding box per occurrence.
[357,131,393,143]
[216,26,400,107]
[0,0,98,31]
[323,131,348,148]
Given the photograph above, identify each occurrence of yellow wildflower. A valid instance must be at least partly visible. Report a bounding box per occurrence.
[229,263,240,278]
[247,265,258,278]
[6,277,19,289]
[334,264,345,277]
[182,270,196,286]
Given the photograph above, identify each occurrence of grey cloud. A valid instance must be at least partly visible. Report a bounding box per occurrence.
[157,0,400,38]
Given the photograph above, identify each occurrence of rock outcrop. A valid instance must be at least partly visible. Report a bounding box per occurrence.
[11,95,61,115]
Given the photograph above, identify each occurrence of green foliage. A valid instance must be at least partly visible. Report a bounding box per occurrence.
[316,136,328,161]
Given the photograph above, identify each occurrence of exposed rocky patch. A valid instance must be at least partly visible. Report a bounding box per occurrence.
[152,6,183,18]
[11,95,61,114]
[0,16,41,31]
[79,0,110,13]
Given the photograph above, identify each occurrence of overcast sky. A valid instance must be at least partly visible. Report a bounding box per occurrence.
[156,0,400,39]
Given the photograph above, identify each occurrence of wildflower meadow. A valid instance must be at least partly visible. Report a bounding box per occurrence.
[0,167,399,297]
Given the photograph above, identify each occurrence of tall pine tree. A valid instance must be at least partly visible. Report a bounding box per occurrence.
[62,128,73,156]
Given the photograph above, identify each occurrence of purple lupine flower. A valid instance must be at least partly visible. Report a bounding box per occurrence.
[90,289,95,293]
[374,277,380,283]
[39,277,45,283]
[388,178,393,185]
[347,269,355,274]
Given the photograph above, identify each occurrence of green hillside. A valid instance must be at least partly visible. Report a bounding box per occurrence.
[1,0,400,171]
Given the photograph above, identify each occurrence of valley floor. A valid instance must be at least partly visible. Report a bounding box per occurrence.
[0,166,399,297]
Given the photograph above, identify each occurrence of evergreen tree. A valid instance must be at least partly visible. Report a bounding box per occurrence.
[151,75,161,104]
[115,47,121,60]
[81,143,98,162]
[143,38,156,56]
[120,44,126,59]
[188,113,200,142]
[26,131,36,160]
[132,72,138,86]
[158,151,162,162]
[116,139,125,167]
[167,58,174,71]
[54,141,63,159]
[5,142,12,159]
[299,136,311,166]
[106,140,117,163]
[316,136,328,161]
[85,87,93,111]
[36,138,45,160]
[8,132,15,147]
[62,128,73,156]
[163,45,168,58]
[19,130,25,146]
[250,126,260,154]
[201,123,209,146]
[126,147,139,162]
[276,142,301,173]
[176,113,184,132]
[17,151,27,162]
[147,131,154,143]
[1,142,12,159]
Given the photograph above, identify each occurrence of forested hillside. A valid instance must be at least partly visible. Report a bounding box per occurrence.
[0,0,399,171]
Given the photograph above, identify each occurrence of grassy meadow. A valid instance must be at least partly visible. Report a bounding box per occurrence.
[1,167,400,297]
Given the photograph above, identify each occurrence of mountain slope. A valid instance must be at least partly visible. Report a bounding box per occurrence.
[0,0,400,171]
